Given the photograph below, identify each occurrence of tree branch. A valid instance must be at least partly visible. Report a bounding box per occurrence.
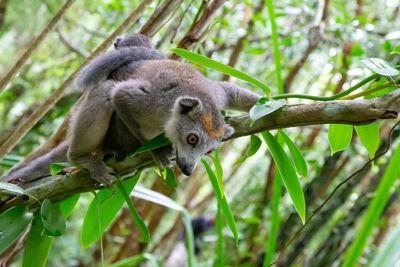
[1,89,400,213]
[0,0,76,94]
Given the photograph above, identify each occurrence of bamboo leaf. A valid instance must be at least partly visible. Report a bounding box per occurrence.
[116,178,150,243]
[328,124,353,155]
[81,171,142,249]
[0,206,33,254]
[234,135,262,165]
[201,159,238,244]
[278,129,308,176]
[132,133,171,156]
[216,203,224,267]
[59,194,80,218]
[210,149,224,198]
[171,48,271,96]
[50,162,78,176]
[355,123,380,159]
[132,185,195,267]
[343,141,400,267]
[361,58,400,76]
[23,213,53,267]
[261,132,306,223]
[41,199,66,237]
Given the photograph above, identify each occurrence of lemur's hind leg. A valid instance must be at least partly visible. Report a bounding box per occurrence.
[112,80,173,170]
[3,142,69,184]
[67,81,116,185]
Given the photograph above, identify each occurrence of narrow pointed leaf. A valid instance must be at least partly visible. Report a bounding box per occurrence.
[23,213,53,267]
[132,185,194,267]
[234,135,262,165]
[0,182,39,203]
[41,199,66,237]
[328,124,353,155]
[360,58,400,76]
[202,159,238,244]
[59,194,80,218]
[278,129,308,176]
[50,162,78,176]
[261,132,305,223]
[107,254,146,267]
[116,178,150,242]
[343,141,400,267]
[211,149,224,197]
[216,203,224,267]
[171,48,271,95]
[0,206,33,254]
[132,133,171,156]
[355,123,380,159]
[81,171,142,249]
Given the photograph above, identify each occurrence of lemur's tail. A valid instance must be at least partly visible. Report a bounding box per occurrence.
[75,46,164,90]
[2,141,69,183]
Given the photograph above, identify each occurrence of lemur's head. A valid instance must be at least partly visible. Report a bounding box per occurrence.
[165,96,234,176]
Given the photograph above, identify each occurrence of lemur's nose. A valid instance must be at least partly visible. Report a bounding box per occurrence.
[181,165,192,176]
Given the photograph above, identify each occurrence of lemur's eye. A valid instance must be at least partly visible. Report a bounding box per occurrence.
[187,134,198,145]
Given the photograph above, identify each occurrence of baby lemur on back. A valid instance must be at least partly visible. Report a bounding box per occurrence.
[4,34,261,185]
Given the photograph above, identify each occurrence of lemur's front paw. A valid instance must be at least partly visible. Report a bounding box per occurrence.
[152,146,174,170]
[90,165,116,186]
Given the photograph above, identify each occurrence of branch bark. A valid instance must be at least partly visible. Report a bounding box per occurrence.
[0,0,76,94]
[1,89,399,213]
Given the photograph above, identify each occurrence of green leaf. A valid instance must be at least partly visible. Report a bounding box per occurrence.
[261,132,305,223]
[81,171,142,249]
[107,254,146,267]
[343,141,400,267]
[210,149,224,198]
[41,199,66,237]
[360,58,400,76]
[328,124,353,155]
[201,159,238,244]
[23,213,53,267]
[0,182,39,203]
[161,168,177,188]
[355,123,380,159]
[132,133,171,156]
[50,162,78,176]
[234,135,262,165]
[263,172,283,266]
[171,48,271,96]
[0,206,33,254]
[391,45,400,54]
[116,178,150,243]
[216,203,224,267]
[132,185,195,267]
[59,194,80,218]
[278,130,308,176]
[350,44,364,56]
[249,98,286,125]
[370,220,400,267]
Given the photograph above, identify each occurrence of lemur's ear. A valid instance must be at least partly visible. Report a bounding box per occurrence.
[222,124,235,139]
[178,97,202,115]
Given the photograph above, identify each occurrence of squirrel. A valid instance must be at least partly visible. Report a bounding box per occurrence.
[3,34,261,185]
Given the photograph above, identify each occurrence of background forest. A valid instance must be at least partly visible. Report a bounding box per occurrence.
[1,0,400,266]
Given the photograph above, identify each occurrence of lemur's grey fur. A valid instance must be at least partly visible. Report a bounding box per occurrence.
[4,34,261,185]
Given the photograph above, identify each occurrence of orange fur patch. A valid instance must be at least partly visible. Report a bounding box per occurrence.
[201,113,224,138]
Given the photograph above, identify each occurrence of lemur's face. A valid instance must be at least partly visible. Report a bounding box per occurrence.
[165,97,234,176]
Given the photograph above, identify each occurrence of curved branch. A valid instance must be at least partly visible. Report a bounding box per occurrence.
[1,89,400,213]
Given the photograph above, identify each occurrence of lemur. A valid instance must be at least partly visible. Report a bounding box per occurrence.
[3,34,261,185]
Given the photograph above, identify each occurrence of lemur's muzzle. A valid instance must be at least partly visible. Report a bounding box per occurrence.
[176,156,194,176]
